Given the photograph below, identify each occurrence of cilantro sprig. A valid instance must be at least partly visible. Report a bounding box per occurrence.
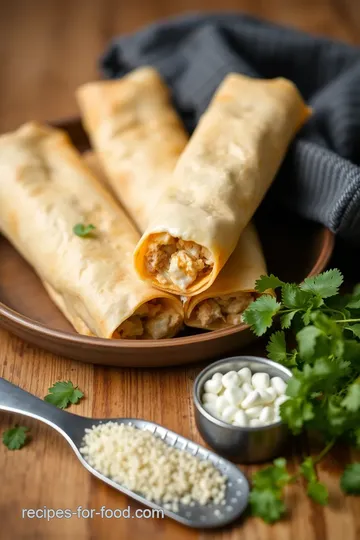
[244,269,343,336]
[44,381,84,409]
[243,269,360,523]
[3,425,30,450]
[250,450,330,523]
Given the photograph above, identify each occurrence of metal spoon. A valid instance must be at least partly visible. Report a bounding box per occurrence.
[0,377,249,528]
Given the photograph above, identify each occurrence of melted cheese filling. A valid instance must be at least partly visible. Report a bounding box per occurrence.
[145,233,213,291]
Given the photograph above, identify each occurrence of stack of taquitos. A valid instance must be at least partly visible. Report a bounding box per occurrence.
[77,67,285,330]
[0,123,183,339]
[0,68,310,340]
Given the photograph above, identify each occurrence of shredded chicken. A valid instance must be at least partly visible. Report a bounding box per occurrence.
[195,299,225,327]
[145,310,181,339]
[145,235,213,291]
[116,300,182,339]
[192,293,255,329]
[146,233,177,274]
[117,316,144,339]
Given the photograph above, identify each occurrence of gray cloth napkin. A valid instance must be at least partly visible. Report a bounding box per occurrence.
[101,13,360,243]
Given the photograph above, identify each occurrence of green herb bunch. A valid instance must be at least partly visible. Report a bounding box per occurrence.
[242,269,360,523]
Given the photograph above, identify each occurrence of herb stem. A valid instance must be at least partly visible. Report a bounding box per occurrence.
[286,439,336,487]
[313,439,336,464]
[323,308,347,319]
[334,319,360,324]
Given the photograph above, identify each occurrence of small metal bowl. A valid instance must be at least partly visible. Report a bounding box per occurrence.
[193,356,292,463]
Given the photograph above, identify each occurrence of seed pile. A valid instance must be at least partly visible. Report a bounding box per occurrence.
[80,422,227,512]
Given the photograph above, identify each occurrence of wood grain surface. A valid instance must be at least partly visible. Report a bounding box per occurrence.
[1,1,360,539]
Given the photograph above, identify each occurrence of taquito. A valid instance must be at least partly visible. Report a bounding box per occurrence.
[183,223,267,330]
[0,123,183,339]
[76,67,188,232]
[133,73,311,295]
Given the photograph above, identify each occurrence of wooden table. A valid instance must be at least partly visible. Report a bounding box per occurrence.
[1,1,360,539]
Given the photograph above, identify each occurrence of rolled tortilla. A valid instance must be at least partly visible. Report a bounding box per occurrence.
[0,122,183,339]
[183,223,268,330]
[133,73,311,296]
[76,67,188,232]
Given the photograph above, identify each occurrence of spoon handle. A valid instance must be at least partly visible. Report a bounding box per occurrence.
[0,377,73,434]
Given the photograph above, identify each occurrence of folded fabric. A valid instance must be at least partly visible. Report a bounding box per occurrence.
[101,12,360,243]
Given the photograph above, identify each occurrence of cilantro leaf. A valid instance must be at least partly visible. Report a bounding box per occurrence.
[280,398,314,434]
[288,359,350,399]
[347,296,360,310]
[266,331,287,363]
[252,458,291,490]
[250,458,291,523]
[325,293,351,315]
[300,269,343,299]
[346,324,360,339]
[3,426,29,450]
[282,283,313,310]
[44,381,84,409]
[326,398,350,436]
[340,463,360,494]
[311,312,341,337]
[255,274,284,293]
[300,457,317,483]
[286,376,302,398]
[302,308,313,326]
[73,223,96,237]
[250,488,286,523]
[280,311,297,329]
[309,357,350,387]
[301,299,326,325]
[307,481,329,505]
[341,380,360,412]
[242,295,281,336]
[300,457,329,504]
[296,326,323,361]
[266,331,297,367]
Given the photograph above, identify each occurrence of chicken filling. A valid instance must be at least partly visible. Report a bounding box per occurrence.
[115,300,182,339]
[145,233,213,291]
[192,293,255,328]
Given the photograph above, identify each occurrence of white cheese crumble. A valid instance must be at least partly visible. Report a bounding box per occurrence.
[168,250,202,290]
[80,422,227,512]
[202,368,288,427]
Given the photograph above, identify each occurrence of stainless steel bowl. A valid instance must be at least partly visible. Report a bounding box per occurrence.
[193,356,292,463]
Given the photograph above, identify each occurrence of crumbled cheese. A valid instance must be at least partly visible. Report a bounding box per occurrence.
[168,250,203,290]
[202,369,288,427]
[80,422,227,512]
